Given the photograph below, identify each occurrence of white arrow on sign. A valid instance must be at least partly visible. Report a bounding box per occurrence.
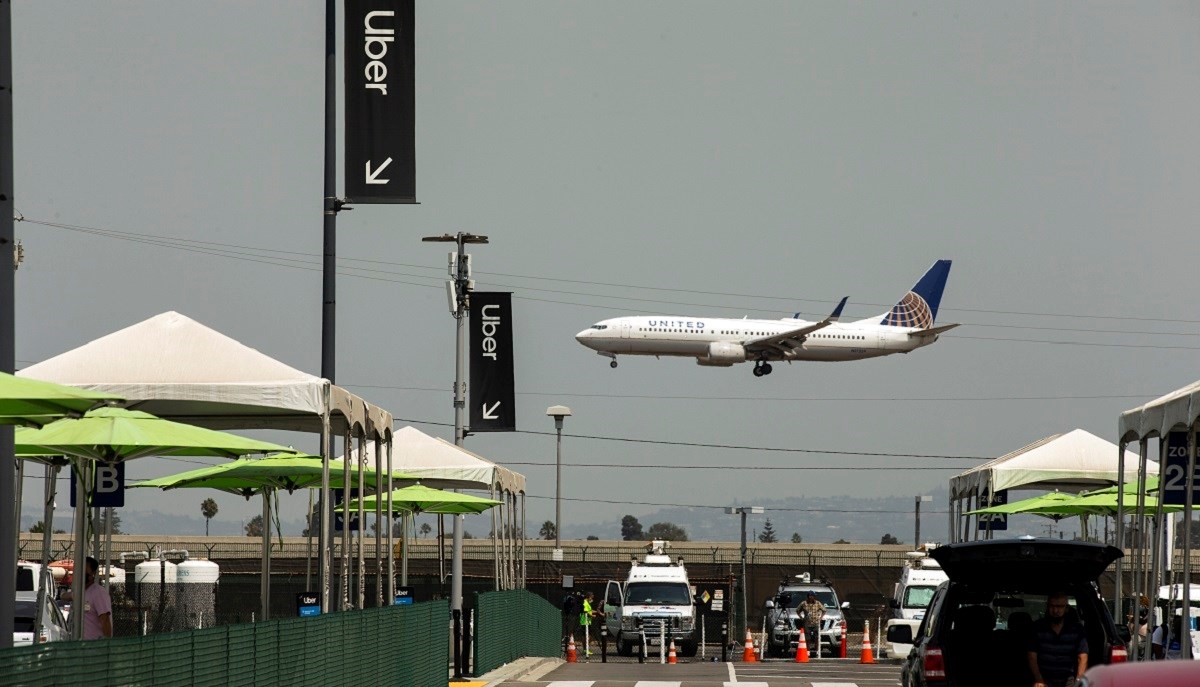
[481,401,501,420]
[365,158,393,184]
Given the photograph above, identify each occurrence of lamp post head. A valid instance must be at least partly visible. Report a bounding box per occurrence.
[546,405,572,429]
[422,232,489,244]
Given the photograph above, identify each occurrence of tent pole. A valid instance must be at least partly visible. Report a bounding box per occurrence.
[319,407,332,613]
[1182,427,1196,659]
[34,463,58,644]
[261,487,271,621]
[70,460,89,640]
[386,438,394,602]
[374,438,382,607]
[356,433,365,611]
[491,485,499,591]
[1115,438,1127,621]
[341,432,351,610]
[1135,437,1150,656]
[306,487,313,592]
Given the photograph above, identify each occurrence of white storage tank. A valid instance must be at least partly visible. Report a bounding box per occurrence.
[134,559,177,624]
[176,560,220,629]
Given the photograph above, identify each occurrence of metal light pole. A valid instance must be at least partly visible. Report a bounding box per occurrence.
[915,495,933,547]
[1,0,17,649]
[422,231,487,679]
[546,406,572,552]
[726,506,763,633]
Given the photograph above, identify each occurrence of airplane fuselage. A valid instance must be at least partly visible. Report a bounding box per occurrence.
[576,315,938,364]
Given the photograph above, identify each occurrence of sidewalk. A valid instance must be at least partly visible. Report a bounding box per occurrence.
[462,656,564,687]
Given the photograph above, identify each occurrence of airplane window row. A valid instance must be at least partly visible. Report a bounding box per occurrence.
[815,334,865,340]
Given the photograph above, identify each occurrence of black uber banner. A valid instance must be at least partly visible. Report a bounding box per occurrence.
[469,292,515,432]
[344,0,415,203]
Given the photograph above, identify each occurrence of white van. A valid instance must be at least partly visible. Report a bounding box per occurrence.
[604,540,698,657]
[882,547,947,658]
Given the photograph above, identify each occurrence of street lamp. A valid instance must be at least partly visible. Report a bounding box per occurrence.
[726,506,763,633]
[915,495,933,547]
[422,231,488,681]
[546,406,572,555]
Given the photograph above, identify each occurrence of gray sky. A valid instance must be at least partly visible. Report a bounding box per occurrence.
[11,2,1200,541]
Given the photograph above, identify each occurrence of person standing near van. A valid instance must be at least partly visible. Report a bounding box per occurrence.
[799,592,825,651]
[580,592,602,657]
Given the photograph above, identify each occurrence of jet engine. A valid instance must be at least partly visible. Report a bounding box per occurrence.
[696,342,746,367]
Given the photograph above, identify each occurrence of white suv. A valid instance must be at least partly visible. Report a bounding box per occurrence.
[764,574,850,657]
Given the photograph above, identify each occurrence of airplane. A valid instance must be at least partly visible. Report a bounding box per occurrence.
[574,260,956,377]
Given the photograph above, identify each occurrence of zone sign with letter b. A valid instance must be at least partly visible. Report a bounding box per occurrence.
[70,462,125,508]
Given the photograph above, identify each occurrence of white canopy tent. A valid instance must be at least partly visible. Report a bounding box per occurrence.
[17,311,396,613]
[1116,379,1200,660]
[949,428,1149,542]
[344,426,527,589]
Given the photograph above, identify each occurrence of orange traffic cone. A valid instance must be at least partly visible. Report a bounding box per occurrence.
[742,628,758,662]
[566,633,577,663]
[839,619,848,658]
[794,627,810,663]
[668,640,678,664]
[859,621,875,664]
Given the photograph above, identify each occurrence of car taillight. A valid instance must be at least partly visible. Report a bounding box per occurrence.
[923,645,946,680]
[1110,643,1127,663]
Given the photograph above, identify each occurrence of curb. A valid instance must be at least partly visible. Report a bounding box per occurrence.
[475,656,564,687]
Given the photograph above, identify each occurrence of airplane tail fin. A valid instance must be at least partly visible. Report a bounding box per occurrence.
[877,260,952,328]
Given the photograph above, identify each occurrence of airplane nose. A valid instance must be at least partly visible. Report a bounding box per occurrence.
[575,329,595,348]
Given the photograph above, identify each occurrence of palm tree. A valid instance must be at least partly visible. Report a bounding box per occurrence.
[201,498,219,536]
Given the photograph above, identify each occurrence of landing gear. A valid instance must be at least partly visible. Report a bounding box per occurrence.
[753,361,773,377]
[598,351,618,369]
[610,360,618,369]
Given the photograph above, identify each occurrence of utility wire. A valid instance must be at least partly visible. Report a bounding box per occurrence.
[394,416,993,459]
[22,217,1200,327]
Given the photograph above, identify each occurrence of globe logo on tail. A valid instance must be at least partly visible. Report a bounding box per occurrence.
[882,292,933,328]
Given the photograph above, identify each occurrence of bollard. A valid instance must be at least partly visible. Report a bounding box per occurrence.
[601,624,608,663]
[659,623,666,664]
[452,609,462,679]
[639,629,646,664]
[701,615,706,660]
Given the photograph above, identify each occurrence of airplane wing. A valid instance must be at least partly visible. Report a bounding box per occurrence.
[907,323,959,338]
[746,298,847,355]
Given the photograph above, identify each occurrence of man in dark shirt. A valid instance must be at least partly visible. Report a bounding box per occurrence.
[1027,592,1088,687]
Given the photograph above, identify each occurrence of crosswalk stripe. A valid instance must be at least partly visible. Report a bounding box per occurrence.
[725,682,769,687]
[810,683,859,687]
[546,681,595,687]
[633,682,681,687]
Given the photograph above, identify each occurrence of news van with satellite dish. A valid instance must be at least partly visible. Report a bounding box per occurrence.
[603,540,698,657]
[882,544,947,658]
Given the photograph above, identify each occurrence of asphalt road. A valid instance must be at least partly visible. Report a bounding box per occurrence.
[493,657,904,687]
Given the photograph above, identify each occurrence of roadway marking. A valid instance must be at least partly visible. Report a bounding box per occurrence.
[725,683,768,687]
[633,682,681,687]
[547,682,595,687]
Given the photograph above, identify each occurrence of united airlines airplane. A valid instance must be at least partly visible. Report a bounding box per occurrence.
[575,260,956,377]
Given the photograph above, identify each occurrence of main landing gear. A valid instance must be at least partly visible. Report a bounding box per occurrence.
[752,361,773,377]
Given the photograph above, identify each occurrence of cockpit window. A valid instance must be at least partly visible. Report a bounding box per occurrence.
[591,324,608,330]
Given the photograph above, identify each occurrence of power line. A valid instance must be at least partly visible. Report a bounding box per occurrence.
[23,217,1200,327]
[523,494,950,514]
[393,416,993,459]
[347,383,1159,403]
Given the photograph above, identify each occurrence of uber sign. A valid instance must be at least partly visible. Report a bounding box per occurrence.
[469,292,516,432]
[977,489,1007,531]
[70,462,125,508]
[344,0,415,203]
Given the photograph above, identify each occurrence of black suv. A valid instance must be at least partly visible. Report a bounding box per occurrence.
[892,539,1128,687]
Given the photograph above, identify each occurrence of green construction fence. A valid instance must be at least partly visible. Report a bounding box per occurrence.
[0,600,448,687]
[473,589,560,675]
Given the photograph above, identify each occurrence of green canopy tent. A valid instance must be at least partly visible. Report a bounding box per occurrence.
[130,453,417,620]
[1,372,121,646]
[336,484,500,586]
[0,370,120,427]
[16,406,293,638]
[965,491,1081,520]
